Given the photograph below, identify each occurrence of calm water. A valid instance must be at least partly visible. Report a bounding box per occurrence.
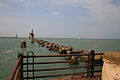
[0,38,120,80]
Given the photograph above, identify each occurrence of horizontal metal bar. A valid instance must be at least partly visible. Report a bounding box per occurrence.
[23,66,88,72]
[23,54,89,58]
[8,57,22,80]
[95,53,104,55]
[23,60,87,65]
[94,70,102,72]
[23,72,87,79]
[14,64,22,80]
[23,53,103,58]
[17,71,22,80]
[94,64,103,66]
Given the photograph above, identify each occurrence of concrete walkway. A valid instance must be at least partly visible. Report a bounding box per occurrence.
[49,73,101,80]
[50,75,101,80]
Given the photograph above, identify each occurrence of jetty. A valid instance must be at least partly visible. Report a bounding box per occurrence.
[8,30,120,80]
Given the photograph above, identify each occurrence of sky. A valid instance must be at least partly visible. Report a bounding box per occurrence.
[0,0,120,39]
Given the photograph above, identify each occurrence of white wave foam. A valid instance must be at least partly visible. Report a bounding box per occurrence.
[4,50,13,53]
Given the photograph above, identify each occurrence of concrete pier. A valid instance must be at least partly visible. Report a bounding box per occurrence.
[102,52,120,80]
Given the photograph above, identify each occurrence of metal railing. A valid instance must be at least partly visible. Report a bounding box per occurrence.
[8,51,103,80]
[8,53,23,80]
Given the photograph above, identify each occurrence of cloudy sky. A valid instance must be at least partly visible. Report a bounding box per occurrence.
[0,0,120,39]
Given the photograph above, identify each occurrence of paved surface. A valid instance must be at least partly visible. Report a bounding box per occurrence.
[49,74,101,80]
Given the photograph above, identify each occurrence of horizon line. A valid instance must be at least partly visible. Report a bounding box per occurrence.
[0,37,120,39]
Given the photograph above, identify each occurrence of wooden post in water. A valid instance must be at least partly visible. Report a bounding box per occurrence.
[29,29,34,43]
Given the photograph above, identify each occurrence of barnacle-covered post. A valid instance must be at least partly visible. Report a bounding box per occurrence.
[29,29,34,43]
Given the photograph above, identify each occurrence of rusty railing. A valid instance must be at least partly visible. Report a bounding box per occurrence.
[8,53,23,80]
[8,51,103,80]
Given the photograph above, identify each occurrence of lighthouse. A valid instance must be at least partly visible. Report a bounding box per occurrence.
[29,29,34,43]
[16,34,18,38]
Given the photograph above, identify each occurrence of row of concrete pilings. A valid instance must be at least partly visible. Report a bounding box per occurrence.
[34,39,95,64]
[19,38,97,64]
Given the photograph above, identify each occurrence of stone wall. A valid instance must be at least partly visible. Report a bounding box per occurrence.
[102,52,120,80]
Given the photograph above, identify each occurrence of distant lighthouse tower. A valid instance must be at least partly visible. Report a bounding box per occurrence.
[16,34,18,38]
[29,29,34,43]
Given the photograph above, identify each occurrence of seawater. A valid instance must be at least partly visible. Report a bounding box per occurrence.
[0,38,120,80]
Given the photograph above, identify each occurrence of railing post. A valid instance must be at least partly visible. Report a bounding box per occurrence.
[18,53,23,80]
[90,50,95,77]
[27,51,34,80]
[87,54,90,77]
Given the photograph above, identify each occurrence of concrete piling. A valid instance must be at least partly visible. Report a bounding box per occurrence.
[65,50,72,60]
[20,40,26,48]
[33,39,100,65]
[71,56,78,65]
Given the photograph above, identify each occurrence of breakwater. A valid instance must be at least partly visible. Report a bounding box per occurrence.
[29,29,103,63]
[29,30,94,57]
[33,39,103,64]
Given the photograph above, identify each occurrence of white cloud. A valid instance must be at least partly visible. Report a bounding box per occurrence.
[51,12,61,16]
[50,0,120,23]
[0,0,120,38]
[11,0,47,7]
[13,0,35,7]
[1,0,120,24]
[0,2,7,8]
[83,0,120,22]
[50,0,83,6]
[10,0,84,7]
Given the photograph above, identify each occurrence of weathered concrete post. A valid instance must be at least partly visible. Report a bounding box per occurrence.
[65,51,72,60]
[29,29,34,43]
[71,56,78,65]
[20,40,26,48]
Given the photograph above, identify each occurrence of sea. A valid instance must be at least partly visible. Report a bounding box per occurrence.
[0,38,120,80]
